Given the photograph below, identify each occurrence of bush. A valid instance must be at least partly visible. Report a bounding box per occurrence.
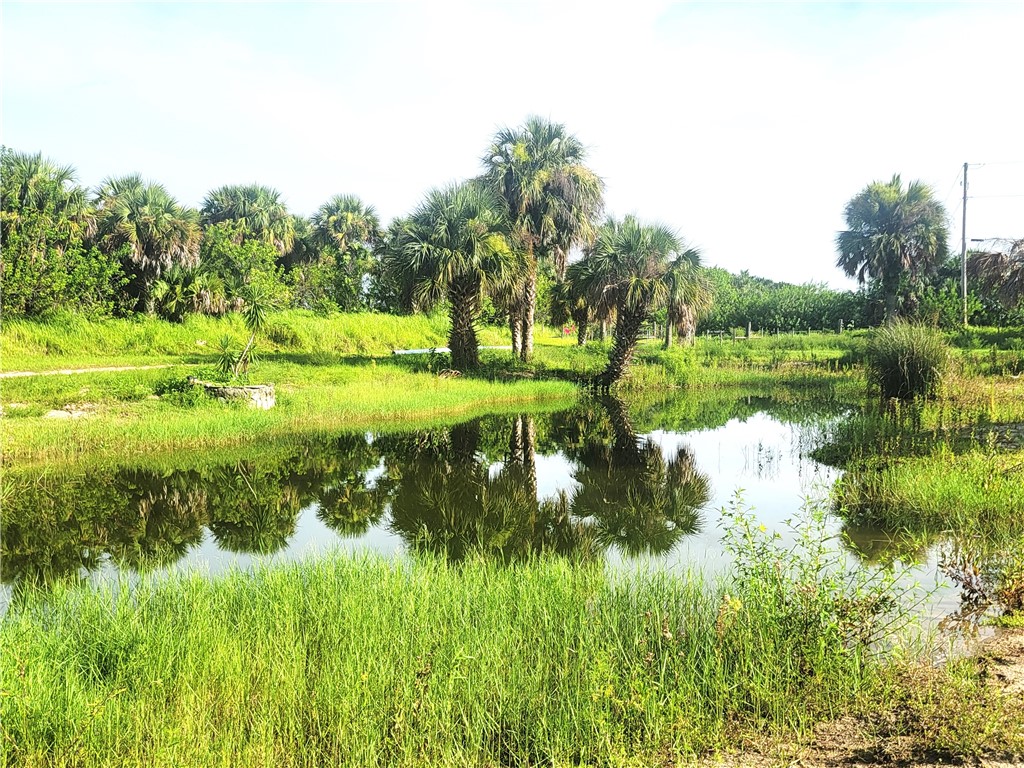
[866,321,949,400]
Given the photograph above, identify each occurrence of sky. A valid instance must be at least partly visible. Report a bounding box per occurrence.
[3,1,1022,288]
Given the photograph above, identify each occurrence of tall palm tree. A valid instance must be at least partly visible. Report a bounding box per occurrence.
[201,183,295,255]
[390,181,519,370]
[94,175,201,312]
[576,216,693,390]
[482,116,604,361]
[970,238,1024,310]
[309,194,382,310]
[836,175,949,323]
[663,250,713,348]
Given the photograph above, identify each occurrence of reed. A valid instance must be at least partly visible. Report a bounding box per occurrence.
[4,507,1015,766]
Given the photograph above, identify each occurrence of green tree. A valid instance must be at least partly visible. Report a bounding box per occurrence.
[200,183,295,256]
[971,239,1024,312]
[662,248,711,348]
[1,149,125,317]
[93,175,201,312]
[151,265,228,321]
[309,194,381,310]
[575,216,694,389]
[1,148,92,231]
[483,116,604,361]
[836,175,949,323]
[388,182,518,370]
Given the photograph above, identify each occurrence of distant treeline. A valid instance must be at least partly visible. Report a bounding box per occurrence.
[3,146,1019,332]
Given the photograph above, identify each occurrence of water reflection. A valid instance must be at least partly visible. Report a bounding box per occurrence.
[2,398,714,588]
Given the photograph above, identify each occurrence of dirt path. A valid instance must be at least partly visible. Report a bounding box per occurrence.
[0,364,178,379]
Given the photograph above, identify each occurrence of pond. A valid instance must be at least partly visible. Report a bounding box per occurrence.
[0,393,966,622]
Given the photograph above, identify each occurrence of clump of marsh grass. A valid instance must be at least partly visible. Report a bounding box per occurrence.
[866,321,949,401]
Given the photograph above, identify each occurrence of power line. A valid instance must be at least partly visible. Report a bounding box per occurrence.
[968,193,1024,199]
[970,160,1024,167]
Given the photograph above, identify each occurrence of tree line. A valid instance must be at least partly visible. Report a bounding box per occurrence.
[3,126,1022,384]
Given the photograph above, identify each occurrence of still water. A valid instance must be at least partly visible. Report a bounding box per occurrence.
[1,394,963,620]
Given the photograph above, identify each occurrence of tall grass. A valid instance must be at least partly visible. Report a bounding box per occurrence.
[7,507,1010,767]
[0,310,511,371]
[866,321,950,401]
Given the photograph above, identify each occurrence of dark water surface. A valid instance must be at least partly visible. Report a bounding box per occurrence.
[1,394,965,621]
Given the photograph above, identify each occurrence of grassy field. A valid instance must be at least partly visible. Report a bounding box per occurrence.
[1,313,866,464]
[1,310,512,371]
[3,510,1020,767]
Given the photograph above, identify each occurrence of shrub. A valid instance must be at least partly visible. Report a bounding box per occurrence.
[866,321,949,401]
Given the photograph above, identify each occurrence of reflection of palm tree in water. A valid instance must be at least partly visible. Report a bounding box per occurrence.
[569,396,711,556]
[386,418,600,562]
[314,434,387,537]
[207,463,304,555]
[110,469,207,571]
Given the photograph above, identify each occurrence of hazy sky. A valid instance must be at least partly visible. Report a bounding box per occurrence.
[3,1,1022,287]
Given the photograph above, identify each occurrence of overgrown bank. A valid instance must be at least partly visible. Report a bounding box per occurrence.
[3,511,1021,767]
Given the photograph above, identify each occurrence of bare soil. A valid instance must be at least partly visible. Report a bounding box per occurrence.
[699,629,1024,767]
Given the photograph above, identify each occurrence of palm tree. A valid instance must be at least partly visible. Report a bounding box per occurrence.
[390,182,518,370]
[1,149,92,230]
[576,216,693,390]
[151,265,228,321]
[93,175,201,312]
[482,116,604,361]
[663,251,713,348]
[309,194,381,310]
[311,194,381,253]
[970,238,1024,310]
[201,183,295,255]
[836,175,949,323]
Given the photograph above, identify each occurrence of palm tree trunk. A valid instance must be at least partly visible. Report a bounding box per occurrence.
[508,413,524,465]
[509,310,522,358]
[884,290,897,324]
[600,395,641,462]
[447,277,480,370]
[681,305,696,346]
[520,264,537,362]
[599,320,608,342]
[595,306,646,391]
[572,306,589,346]
[663,321,673,350]
[523,415,537,504]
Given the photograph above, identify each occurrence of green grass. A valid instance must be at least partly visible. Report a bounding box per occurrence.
[1,361,576,465]
[0,310,512,371]
[3,509,1017,767]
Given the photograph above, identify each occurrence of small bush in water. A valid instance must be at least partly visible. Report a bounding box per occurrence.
[867,321,949,401]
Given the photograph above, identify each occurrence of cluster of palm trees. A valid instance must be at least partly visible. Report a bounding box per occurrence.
[382,116,713,386]
[4,129,716,386]
[1,148,382,319]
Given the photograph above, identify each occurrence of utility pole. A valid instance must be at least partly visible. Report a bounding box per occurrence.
[961,161,968,328]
